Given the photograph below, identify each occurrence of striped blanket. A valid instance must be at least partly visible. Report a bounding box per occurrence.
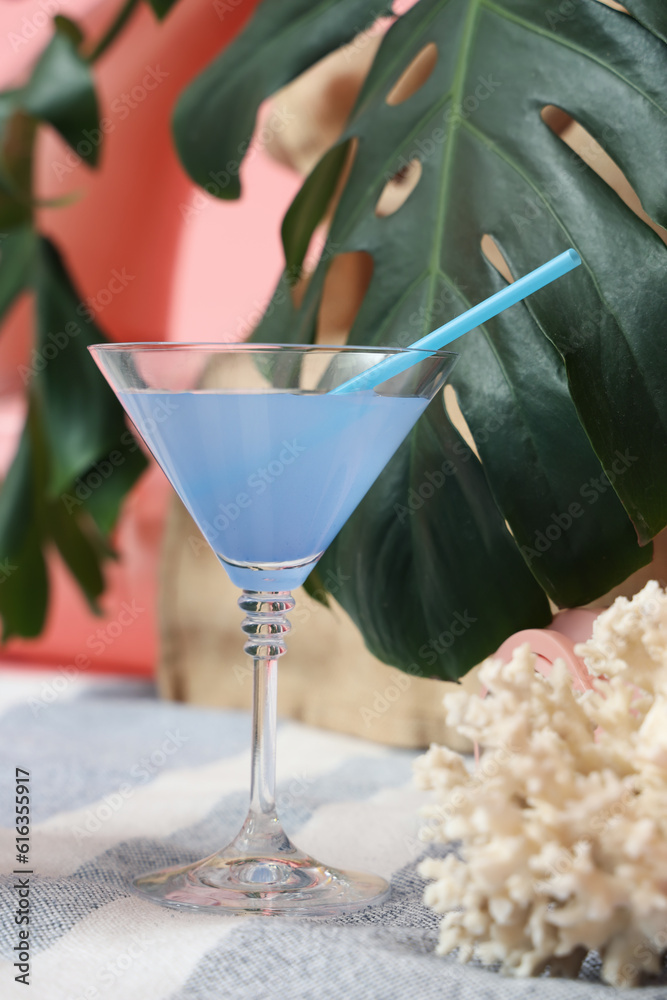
[0,666,664,999]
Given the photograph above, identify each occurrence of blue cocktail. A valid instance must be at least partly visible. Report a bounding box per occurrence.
[118,387,429,591]
[90,344,457,915]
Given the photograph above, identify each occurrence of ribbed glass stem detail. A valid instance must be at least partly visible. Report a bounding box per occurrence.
[238,590,295,660]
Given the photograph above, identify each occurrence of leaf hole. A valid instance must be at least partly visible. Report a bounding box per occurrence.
[540,105,573,137]
[315,251,374,344]
[392,0,420,13]
[481,235,514,284]
[593,0,628,11]
[444,384,479,460]
[375,158,422,217]
[265,29,379,177]
[386,42,438,107]
[541,106,666,241]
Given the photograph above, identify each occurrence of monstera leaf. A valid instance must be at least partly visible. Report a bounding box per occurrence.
[0,237,147,638]
[173,0,667,680]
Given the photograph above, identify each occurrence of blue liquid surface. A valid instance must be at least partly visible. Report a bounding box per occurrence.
[119,389,428,591]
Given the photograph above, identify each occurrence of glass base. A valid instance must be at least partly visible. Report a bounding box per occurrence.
[132,840,390,917]
[131,591,390,917]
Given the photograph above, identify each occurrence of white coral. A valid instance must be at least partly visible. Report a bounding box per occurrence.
[417,581,667,987]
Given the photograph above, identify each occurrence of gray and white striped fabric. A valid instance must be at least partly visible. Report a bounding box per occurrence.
[1,667,666,1000]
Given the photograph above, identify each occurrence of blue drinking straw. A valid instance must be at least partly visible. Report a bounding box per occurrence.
[331,248,581,394]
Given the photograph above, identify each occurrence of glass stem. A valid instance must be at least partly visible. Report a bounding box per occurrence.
[249,655,278,816]
[236,591,295,849]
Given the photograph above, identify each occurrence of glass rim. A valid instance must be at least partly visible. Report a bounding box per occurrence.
[87,341,458,358]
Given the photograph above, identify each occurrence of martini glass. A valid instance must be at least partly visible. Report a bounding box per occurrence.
[89,343,457,916]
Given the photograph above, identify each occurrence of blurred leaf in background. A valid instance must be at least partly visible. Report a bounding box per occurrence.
[0,5,152,638]
[0,236,147,638]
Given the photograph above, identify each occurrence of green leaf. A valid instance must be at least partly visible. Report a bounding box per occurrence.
[0,380,145,637]
[315,0,667,550]
[76,434,148,535]
[180,0,667,677]
[0,529,48,641]
[54,14,85,47]
[0,227,35,325]
[145,0,181,19]
[0,419,48,639]
[0,96,36,229]
[282,140,351,281]
[302,567,331,608]
[47,500,105,613]
[321,397,551,680]
[23,29,100,166]
[32,237,136,496]
[0,239,147,637]
[173,0,389,197]
[623,0,667,43]
[448,277,652,607]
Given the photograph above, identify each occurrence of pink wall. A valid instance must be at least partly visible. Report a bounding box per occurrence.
[169,111,299,343]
